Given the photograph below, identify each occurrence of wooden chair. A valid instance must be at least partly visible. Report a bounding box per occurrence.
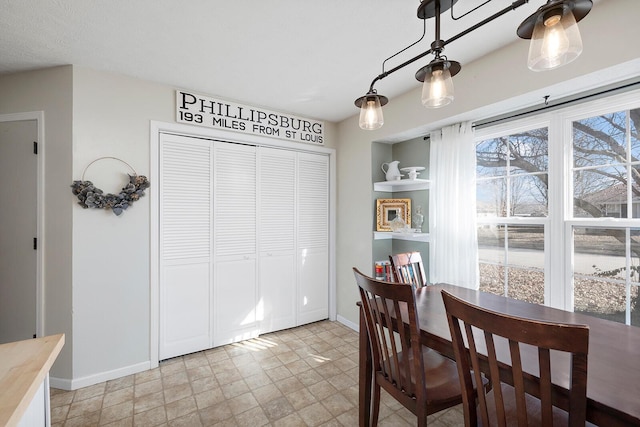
[389,251,427,288]
[353,268,483,427]
[441,290,590,427]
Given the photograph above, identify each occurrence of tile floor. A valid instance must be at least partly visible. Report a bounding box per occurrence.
[50,320,464,426]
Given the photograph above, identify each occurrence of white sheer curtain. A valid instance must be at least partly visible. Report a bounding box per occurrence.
[429,122,479,289]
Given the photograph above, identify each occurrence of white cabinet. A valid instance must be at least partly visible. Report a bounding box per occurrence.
[1,335,64,427]
[18,378,45,427]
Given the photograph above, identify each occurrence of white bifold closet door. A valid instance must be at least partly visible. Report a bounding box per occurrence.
[159,134,213,360]
[297,152,329,324]
[213,142,259,346]
[258,147,296,334]
[159,133,329,359]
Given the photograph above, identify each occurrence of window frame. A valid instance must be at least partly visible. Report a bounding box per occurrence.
[563,90,640,316]
[475,88,640,316]
[475,117,553,306]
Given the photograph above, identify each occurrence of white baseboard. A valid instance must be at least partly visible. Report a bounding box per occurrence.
[49,376,73,391]
[336,314,358,332]
[50,361,151,391]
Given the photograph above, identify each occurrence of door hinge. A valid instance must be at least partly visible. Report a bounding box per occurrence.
[33,141,38,154]
[33,237,37,250]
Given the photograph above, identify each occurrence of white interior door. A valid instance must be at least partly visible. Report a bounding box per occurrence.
[0,120,37,344]
[159,134,213,360]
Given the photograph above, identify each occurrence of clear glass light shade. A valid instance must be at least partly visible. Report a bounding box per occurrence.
[359,97,384,130]
[527,7,583,71]
[421,67,454,108]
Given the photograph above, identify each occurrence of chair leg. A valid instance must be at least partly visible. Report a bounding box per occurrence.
[417,405,427,427]
[371,383,381,427]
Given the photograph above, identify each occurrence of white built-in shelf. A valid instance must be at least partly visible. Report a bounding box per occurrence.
[373,232,430,242]
[374,179,431,192]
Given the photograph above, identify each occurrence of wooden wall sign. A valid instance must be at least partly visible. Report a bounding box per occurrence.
[176,90,324,145]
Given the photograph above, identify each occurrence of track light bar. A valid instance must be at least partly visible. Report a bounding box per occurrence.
[355,0,593,130]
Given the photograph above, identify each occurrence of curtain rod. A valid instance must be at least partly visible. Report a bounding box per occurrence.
[475,78,640,129]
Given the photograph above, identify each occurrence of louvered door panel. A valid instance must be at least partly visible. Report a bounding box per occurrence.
[213,142,259,343]
[297,152,329,324]
[159,134,213,359]
[162,142,212,260]
[214,142,256,257]
[298,153,329,249]
[258,147,296,333]
[259,147,296,252]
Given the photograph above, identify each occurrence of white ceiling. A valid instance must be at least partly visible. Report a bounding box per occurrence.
[0,1,578,123]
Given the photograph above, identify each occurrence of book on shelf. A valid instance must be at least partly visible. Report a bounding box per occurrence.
[374,260,394,282]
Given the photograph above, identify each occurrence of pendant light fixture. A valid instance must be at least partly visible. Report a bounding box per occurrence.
[354,0,593,130]
[415,0,461,109]
[418,58,458,108]
[517,0,593,71]
[355,90,388,130]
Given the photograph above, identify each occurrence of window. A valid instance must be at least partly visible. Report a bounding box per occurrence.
[476,128,549,217]
[476,89,640,327]
[476,126,548,305]
[570,106,640,326]
[573,109,640,219]
[573,227,640,326]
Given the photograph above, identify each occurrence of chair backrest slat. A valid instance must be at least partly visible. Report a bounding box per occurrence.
[442,290,590,427]
[539,347,553,425]
[483,330,508,427]
[508,339,527,427]
[570,353,589,426]
[389,252,427,288]
[386,298,404,392]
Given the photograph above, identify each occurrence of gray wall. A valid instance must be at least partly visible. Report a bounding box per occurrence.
[70,67,173,383]
[0,66,74,380]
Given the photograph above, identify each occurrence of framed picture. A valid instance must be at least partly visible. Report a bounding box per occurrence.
[376,198,411,231]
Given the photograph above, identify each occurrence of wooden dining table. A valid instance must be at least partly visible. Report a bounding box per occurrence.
[358,283,640,427]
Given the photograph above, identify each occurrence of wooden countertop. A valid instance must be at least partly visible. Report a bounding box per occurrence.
[0,334,65,427]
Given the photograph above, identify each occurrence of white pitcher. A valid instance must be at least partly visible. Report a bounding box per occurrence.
[381,160,401,181]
